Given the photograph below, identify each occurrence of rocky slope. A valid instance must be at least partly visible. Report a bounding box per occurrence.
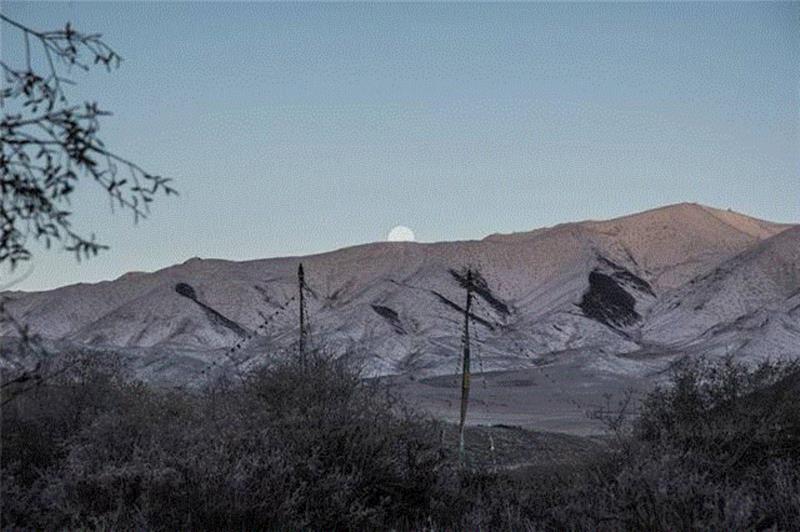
[1,203,797,382]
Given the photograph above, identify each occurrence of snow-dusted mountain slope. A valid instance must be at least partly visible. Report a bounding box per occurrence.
[643,226,800,353]
[1,203,797,380]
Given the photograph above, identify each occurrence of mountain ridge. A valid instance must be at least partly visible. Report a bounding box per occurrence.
[1,202,797,382]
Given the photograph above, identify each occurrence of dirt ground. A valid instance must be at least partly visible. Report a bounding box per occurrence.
[388,351,670,436]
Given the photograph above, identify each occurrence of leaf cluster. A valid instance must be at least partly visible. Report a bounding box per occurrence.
[1,15,175,268]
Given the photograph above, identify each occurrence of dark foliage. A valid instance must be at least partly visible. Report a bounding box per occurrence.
[439,357,800,531]
[2,354,799,530]
[1,351,456,530]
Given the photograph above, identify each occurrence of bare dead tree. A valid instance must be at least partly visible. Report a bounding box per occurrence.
[1,14,176,269]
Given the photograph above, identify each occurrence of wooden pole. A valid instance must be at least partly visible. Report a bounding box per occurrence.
[459,268,473,464]
[298,263,306,361]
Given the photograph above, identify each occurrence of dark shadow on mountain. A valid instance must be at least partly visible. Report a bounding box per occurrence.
[579,271,640,328]
[430,290,496,330]
[449,268,511,316]
[174,283,249,337]
[371,304,407,335]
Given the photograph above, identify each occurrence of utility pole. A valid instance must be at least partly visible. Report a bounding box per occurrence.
[459,268,474,464]
[298,263,306,361]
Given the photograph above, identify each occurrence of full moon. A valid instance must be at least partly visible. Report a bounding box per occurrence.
[387,225,415,242]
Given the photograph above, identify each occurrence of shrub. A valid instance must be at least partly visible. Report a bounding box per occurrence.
[553,357,800,530]
[428,357,800,531]
[3,353,799,530]
[1,350,456,530]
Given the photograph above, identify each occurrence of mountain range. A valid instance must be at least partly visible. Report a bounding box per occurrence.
[2,203,798,385]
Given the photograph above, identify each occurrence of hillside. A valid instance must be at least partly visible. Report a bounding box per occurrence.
[1,203,797,384]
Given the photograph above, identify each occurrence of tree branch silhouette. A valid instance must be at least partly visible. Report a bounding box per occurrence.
[1,14,176,268]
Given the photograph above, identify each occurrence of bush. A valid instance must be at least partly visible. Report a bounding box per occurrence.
[1,350,456,530]
[550,357,800,530]
[426,357,800,531]
[3,353,799,530]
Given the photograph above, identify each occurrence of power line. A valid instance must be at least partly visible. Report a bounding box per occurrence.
[194,293,297,384]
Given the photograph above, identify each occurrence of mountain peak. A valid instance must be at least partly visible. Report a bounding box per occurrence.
[1,202,797,382]
[483,202,788,249]
[583,201,787,235]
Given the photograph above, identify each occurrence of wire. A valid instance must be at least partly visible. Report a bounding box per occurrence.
[196,294,297,383]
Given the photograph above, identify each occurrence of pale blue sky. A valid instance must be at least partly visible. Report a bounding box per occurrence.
[2,1,799,291]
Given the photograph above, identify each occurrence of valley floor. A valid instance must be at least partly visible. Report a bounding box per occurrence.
[389,350,667,436]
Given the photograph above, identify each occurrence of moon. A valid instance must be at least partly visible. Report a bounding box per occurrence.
[387,225,415,242]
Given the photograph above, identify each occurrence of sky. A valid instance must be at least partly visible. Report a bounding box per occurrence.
[2,1,799,292]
